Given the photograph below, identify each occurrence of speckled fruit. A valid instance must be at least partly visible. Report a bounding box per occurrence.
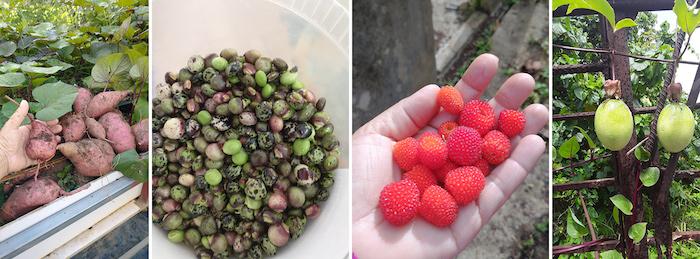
[658,103,696,153]
[594,99,633,151]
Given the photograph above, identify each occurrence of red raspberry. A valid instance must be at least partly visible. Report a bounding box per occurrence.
[437,86,464,114]
[482,130,511,165]
[434,161,458,184]
[417,132,448,170]
[419,185,458,228]
[393,137,419,171]
[474,158,491,176]
[379,180,420,226]
[402,165,437,194]
[438,121,458,139]
[498,109,526,138]
[459,100,496,136]
[444,166,485,205]
[446,126,482,166]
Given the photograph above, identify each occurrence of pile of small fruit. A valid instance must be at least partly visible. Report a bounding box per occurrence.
[379,86,526,227]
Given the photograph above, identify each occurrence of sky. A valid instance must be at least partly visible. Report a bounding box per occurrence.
[653,11,700,103]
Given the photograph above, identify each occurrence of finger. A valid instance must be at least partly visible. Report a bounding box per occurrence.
[450,135,545,247]
[355,85,440,140]
[5,100,29,129]
[521,104,549,136]
[488,73,535,117]
[49,124,62,134]
[455,53,499,101]
[428,111,459,129]
[45,119,59,126]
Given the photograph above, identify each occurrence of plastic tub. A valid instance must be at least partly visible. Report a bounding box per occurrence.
[151,0,349,258]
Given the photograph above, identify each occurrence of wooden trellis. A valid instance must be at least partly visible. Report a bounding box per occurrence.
[552,1,700,258]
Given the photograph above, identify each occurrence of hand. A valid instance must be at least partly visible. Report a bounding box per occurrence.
[0,100,62,179]
[352,54,549,259]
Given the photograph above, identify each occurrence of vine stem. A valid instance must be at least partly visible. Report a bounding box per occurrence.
[553,44,700,65]
[626,136,650,157]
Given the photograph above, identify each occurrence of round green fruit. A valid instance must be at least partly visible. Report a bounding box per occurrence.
[594,99,633,151]
[657,103,696,153]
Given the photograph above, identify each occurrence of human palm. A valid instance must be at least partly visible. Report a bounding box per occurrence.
[352,54,548,259]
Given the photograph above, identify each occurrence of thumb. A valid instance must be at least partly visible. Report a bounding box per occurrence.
[4,100,29,130]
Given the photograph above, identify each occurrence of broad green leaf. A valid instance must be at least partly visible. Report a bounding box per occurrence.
[32,81,78,121]
[0,41,17,57]
[82,76,109,89]
[634,146,650,162]
[20,61,62,75]
[129,56,148,82]
[0,99,30,126]
[610,194,633,216]
[640,167,660,187]
[628,222,647,244]
[614,18,638,31]
[0,63,20,73]
[117,0,138,7]
[0,73,26,87]
[46,59,74,71]
[91,53,131,85]
[566,209,589,238]
[573,126,596,148]
[113,149,147,183]
[552,0,572,11]
[131,96,148,123]
[673,0,700,35]
[601,250,624,259]
[612,206,620,225]
[559,137,580,158]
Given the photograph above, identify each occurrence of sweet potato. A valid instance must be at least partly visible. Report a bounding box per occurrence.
[60,113,86,142]
[25,120,58,161]
[86,91,129,118]
[74,88,92,115]
[85,117,106,139]
[131,119,148,152]
[99,112,136,153]
[58,139,115,177]
[0,178,61,221]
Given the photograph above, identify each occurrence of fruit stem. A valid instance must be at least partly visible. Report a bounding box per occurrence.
[625,137,649,157]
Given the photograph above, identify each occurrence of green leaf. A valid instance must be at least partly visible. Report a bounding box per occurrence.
[601,250,624,259]
[559,137,580,158]
[129,56,148,82]
[32,81,78,121]
[0,63,20,73]
[640,167,660,187]
[131,96,148,123]
[0,73,26,87]
[46,59,74,71]
[612,206,620,225]
[673,0,700,35]
[573,126,596,149]
[91,53,131,87]
[0,99,30,126]
[566,209,589,238]
[113,149,148,183]
[0,41,17,57]
[634,146,650,162]
[610,194,633,216]
[614,18,638,31]
[20,61,63,75]
[628,222,647,244]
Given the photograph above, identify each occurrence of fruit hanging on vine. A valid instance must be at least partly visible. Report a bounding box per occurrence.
[658,83,696,153]
[594,80,633,151]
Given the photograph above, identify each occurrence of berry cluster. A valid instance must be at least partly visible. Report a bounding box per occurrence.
[379,86,526,227]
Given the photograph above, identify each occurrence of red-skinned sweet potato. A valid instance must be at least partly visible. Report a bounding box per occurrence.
[85,117,106,139]
[74,88,92,115]
[0,178,61,221]
[60,113,86,142]
[131,119,148,152]
[86,91,129,118]
[99,112,136,153]
[58,139,115,177]
[26,120,58,161]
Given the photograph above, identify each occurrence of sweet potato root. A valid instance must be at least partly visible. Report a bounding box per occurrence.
[131,119,148,152]
[26,120,58,161]
[86,91,129,118]
[99,112,136,153]
[73,88,92,115]
[85,117,106,139]
[0,178,61,221]
[58,139,115,177]
[60,113,86,142]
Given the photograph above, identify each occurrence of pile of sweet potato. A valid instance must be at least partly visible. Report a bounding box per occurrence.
[0,88,148,222]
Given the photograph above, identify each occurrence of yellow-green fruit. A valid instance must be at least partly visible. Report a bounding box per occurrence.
[657,103,695,153]
[594,99,633,151]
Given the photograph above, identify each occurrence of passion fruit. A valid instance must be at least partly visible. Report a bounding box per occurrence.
[594,99,633,151]
[657,103,696,153]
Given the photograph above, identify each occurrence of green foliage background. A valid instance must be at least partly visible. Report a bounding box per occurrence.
[553,13,700,258]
